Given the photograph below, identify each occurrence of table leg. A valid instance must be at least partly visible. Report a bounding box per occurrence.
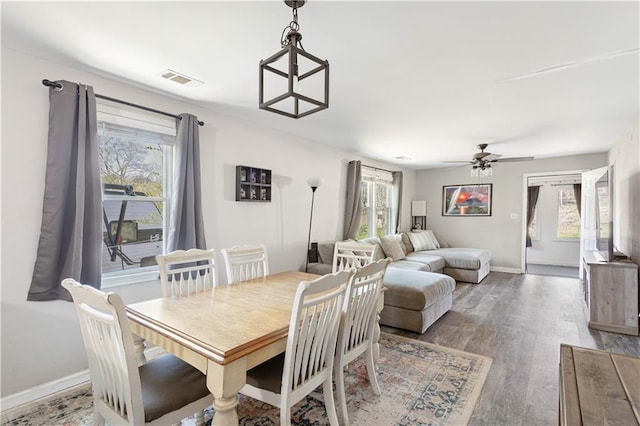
[207,358,247,426]
[373,290,385,369]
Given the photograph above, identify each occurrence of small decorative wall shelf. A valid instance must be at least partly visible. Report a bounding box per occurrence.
[236,165,272,202]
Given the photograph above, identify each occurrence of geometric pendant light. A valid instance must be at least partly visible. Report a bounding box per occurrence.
[259,0,329,119]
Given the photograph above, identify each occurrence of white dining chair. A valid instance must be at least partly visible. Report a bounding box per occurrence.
[221,244,269,283]
[156,248,217,297]
[62,279,212,426]
[332,241,378,273]
[239,270,353,426]
[334,258,391,425]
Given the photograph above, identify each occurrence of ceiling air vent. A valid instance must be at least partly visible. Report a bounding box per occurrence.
[157,69,204,87]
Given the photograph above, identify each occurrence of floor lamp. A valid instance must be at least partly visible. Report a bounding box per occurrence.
[305,177,323,272]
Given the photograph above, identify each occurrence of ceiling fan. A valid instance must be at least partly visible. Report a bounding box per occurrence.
[445,143,534,174]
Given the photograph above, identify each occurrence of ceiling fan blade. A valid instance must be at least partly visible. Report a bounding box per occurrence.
[483,153,501,162]
[443,160,474,164]
[492,156,535,163]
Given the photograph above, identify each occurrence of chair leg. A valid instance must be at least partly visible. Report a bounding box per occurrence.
[365,349,381,395]
[280,405,292,426]
[323,378,340,426]
[334,365,349,425]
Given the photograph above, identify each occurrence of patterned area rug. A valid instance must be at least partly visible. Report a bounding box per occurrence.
[2,333,492,425]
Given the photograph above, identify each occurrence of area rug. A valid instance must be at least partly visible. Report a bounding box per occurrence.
[1,333,492,426]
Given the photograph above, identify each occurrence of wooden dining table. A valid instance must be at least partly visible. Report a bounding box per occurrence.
[126,271,317,426]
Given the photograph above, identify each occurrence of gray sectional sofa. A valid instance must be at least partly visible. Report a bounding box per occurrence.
[307,231,491,333]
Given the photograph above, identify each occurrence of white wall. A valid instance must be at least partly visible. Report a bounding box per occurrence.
[0,47,416,399]
[416,153,607,270]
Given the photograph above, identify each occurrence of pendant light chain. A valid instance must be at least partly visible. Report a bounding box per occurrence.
[280,6,305,50]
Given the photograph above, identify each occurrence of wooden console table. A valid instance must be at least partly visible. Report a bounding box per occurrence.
[559,344,640,425]
[582,251,639,335]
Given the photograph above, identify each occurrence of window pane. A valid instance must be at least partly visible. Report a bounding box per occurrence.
[375,183,390,237]
[99,123,171,274]
[557,188,580,239]
[99,132,164,196]
[102,199,163,273]
[357,181,370,240]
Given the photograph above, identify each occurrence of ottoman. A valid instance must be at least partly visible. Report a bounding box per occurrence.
[380,268,456,333]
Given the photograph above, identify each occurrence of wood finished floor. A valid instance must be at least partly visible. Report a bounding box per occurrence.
[381,271,640,426]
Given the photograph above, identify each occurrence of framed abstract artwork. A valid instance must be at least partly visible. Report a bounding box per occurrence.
[442,184,492,216]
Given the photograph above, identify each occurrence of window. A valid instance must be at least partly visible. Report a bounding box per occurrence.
[556,186,580,239]
[97,102,176,280]
[357,168,395,239]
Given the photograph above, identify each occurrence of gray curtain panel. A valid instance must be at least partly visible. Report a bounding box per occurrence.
[343,160,362,240]
[167,113,206,252]
[573,183,582,217]
[28,81,102,301]
[392,171,403,233]
[526,185,541,248]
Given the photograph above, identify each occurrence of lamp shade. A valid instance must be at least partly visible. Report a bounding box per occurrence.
[411,200,427,216]
[307,177,324,189]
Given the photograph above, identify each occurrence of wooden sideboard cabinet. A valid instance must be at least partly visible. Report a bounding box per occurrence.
[582,251,639,336]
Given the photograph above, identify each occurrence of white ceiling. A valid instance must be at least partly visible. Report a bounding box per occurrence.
[2,1,638,169]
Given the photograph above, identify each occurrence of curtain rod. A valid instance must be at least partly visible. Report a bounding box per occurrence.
[362,164,394,173]
[42,79,204,126]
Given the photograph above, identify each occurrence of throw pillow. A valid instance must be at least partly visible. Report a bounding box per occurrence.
[359,237,385,261]
[407,230,438,251]
[401,233,414,254]
[380,235,406,261]
[425,230,441,249]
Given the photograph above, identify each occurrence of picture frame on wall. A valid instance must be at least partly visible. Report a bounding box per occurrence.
[442,183,492,216]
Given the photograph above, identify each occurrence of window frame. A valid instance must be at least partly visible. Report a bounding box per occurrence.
[97,101,176,288]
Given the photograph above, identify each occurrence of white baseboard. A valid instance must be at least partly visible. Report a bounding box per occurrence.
[1,345,166,413]
[527,261,580,268]
[0,370,91,413]
[490,266,522,274]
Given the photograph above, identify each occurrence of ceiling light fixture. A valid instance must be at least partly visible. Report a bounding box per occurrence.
[259,0,329,119]
[471,163,492,178]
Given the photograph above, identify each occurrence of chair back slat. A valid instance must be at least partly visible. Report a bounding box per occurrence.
[221,244,269,283]
[338,259,390,358]
[332,241,378,273]
[156,249,217,297]
[62,279,144,425]
[283,271,351,397]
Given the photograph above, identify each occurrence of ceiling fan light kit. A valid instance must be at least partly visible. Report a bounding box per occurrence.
[259,0,329,119]
[445,143,534,177]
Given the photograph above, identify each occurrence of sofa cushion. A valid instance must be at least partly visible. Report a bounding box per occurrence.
[383,268,456,311]
[380,235,406,261]
[389,260,435,272]
[426,248,491,270]
[317,241,336,265]
[404,252,446,271]
[407,230,439,251]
